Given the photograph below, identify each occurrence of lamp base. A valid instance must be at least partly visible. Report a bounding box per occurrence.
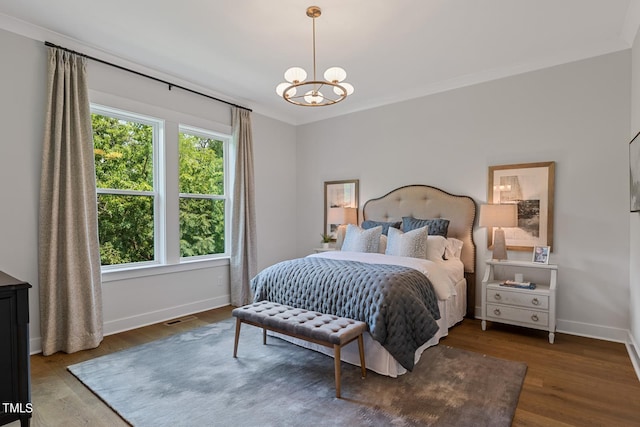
[492,228,508,261]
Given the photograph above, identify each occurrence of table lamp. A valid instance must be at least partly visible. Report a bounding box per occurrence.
[479,204,517,261]
[327,207,357,245]
[327,207,357,229]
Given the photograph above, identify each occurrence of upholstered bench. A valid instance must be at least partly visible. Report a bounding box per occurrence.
[232,300,367,398]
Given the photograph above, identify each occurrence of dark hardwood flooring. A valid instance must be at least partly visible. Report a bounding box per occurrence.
[10,306,640,427]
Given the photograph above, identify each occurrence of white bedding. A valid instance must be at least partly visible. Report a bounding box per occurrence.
[272,251,466,377]
[307,250,463,300]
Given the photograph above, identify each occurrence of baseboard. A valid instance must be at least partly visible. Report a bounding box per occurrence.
[474,305,629,343]
[29,295,230,355]
[103,295,230,336]
[626,332,640,382]
[29,337,42,356]
[556,319,630,343]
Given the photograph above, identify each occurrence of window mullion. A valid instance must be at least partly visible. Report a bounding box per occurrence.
[97,188,155,197]
[164,121,181,265]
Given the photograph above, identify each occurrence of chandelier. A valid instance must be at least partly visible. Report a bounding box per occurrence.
[276,6,354,107]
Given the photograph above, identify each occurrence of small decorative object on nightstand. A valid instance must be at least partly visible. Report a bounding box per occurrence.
[320,233,332,249]
[481,259,558,343]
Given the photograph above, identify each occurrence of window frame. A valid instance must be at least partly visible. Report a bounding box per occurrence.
[178,124,231,261]
[91,104,164,270]
[89,99,232,280]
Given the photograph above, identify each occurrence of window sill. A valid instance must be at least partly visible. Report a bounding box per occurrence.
[101,257,230,283]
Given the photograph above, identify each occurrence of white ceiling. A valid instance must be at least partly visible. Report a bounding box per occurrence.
[0,0,638,125]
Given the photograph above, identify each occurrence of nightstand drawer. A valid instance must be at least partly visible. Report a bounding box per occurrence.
[487,287,549,310]
[486,303,549,327]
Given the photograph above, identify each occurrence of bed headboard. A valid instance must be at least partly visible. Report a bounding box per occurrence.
[362,185,477,274]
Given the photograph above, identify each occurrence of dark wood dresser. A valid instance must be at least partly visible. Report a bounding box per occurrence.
[0,272,32,427]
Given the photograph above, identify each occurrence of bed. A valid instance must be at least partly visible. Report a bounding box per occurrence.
[251,185,476,377]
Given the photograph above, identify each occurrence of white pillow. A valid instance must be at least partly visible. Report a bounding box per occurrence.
[341,224,382,253]
[385,226,428,259]
[445,237,464,259]
[426,235,448,261]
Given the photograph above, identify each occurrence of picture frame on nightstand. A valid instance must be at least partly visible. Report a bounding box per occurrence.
[532,245,550,264]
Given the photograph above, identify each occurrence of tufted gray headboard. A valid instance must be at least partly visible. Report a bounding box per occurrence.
[363,185,476,273]
[362,185,477,317]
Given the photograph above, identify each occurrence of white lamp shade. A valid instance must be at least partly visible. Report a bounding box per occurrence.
[333,82,354,96]
[327,207,357,225]
[324,66,347,83]
[304,90,324,104]
[276,82,296,98]
[479,204,518,228]
[284,67,307,83]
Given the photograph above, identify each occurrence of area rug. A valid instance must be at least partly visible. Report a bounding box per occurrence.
[68,319,527,427]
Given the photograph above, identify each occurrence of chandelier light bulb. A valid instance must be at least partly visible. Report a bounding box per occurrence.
[284,67,307,84]
[324,67,347,83]
[285,86,297,98]
[333,82,354,96]
[304,90,324,105]
[276,82,296,98]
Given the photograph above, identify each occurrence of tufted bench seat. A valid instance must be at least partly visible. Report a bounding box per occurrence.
[232,300,367,398]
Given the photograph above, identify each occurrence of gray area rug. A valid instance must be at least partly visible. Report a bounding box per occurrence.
[68,319,527,427]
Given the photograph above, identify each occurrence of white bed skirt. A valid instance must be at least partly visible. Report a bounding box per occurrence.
[270,278,467,377]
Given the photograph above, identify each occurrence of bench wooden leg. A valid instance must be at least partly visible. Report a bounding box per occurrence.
[357,334,366,378]
[334,344,341,398]
[263,327,267,345]
[233,318,242,358]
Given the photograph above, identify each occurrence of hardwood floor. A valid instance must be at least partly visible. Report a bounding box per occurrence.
[11,306,640,427]
[444,321,640,427]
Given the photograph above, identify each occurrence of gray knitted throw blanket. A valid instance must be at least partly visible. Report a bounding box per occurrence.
[251,257,440,370]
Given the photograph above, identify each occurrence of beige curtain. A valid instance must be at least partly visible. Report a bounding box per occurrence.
[39,48,103,355]
[230,108,258,306]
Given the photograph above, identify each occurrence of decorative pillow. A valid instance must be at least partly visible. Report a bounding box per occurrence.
[378,235,387,254]
[385,226,428,259]
[445,237,464,259]
[334,224,348,250]
[402,216,450,237]
[426,235,448,261]
[361,220,401,236]
[341,224,382,253]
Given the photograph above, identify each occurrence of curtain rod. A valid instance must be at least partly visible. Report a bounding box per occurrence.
[44,41,252,112]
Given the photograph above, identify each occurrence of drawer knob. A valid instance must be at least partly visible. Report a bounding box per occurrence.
[493,308,501,316]
[531,298,540,306]
[493,293,502,301]
[531,314,539,322]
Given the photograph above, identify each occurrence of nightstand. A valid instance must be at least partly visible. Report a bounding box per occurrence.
[313,247,337,253]
[481,259,558,343]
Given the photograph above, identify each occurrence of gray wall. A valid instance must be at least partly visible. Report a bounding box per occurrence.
[0,30,46,350]
[631,27,640,363]
[0,28,298,351]
[295,51,632,341]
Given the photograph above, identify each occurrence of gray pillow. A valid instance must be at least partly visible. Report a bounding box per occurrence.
[361,220,401,236]
[385,226,429,259]
[341,224,382,253]
[402,216,450,237]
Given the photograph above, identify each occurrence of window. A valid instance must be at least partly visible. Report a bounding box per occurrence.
[92,106,160,266]
[179,126,228,258]
[91,104,229,270]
